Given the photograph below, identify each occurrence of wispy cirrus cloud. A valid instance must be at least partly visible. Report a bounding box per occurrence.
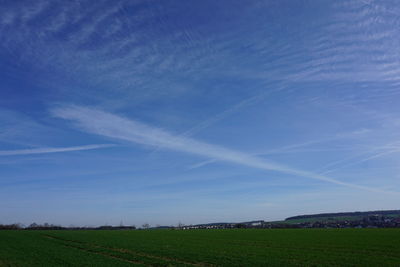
[0,144,115,156]
[2,0,399,113]
[1,0,266,108]
[285,0,400,84]
[51,105,396,194]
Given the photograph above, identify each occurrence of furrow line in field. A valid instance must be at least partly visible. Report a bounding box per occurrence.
[42,234,213,267]
[109,247,214,267]
[50,238,151,266]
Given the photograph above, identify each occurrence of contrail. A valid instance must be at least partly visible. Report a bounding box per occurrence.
[148,86,286,156]
[52,105,397,194]
[0,144,115,156]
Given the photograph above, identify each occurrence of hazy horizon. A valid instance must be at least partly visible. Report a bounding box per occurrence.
[1,0,400,227]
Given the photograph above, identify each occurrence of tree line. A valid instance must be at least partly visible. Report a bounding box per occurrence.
[0,222,137,230]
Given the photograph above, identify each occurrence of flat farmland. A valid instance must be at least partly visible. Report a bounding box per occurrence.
[1,229,400,266]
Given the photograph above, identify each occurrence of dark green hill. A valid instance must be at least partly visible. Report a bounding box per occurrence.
[285,210,400,224]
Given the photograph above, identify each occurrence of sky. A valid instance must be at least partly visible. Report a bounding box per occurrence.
[1,0,400,227]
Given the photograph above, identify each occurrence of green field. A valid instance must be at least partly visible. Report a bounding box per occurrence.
[1,229,400,266]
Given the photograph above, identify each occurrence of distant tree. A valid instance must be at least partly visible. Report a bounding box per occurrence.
[235,223,246,228]
[29,223,38,229]
[142,223,150,229]
[0,223,22,230]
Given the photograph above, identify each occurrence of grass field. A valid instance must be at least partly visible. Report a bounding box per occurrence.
[1,229,400,266]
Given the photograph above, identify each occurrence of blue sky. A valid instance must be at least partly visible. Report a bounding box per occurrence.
[1,0,400,227]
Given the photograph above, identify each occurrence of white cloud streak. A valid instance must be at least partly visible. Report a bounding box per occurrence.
[52,105,395,194]
[148,85,286,156]
[320,147,400,175]
[188,129,371,170]
[181,86,286,138]
[0,144,115,156]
